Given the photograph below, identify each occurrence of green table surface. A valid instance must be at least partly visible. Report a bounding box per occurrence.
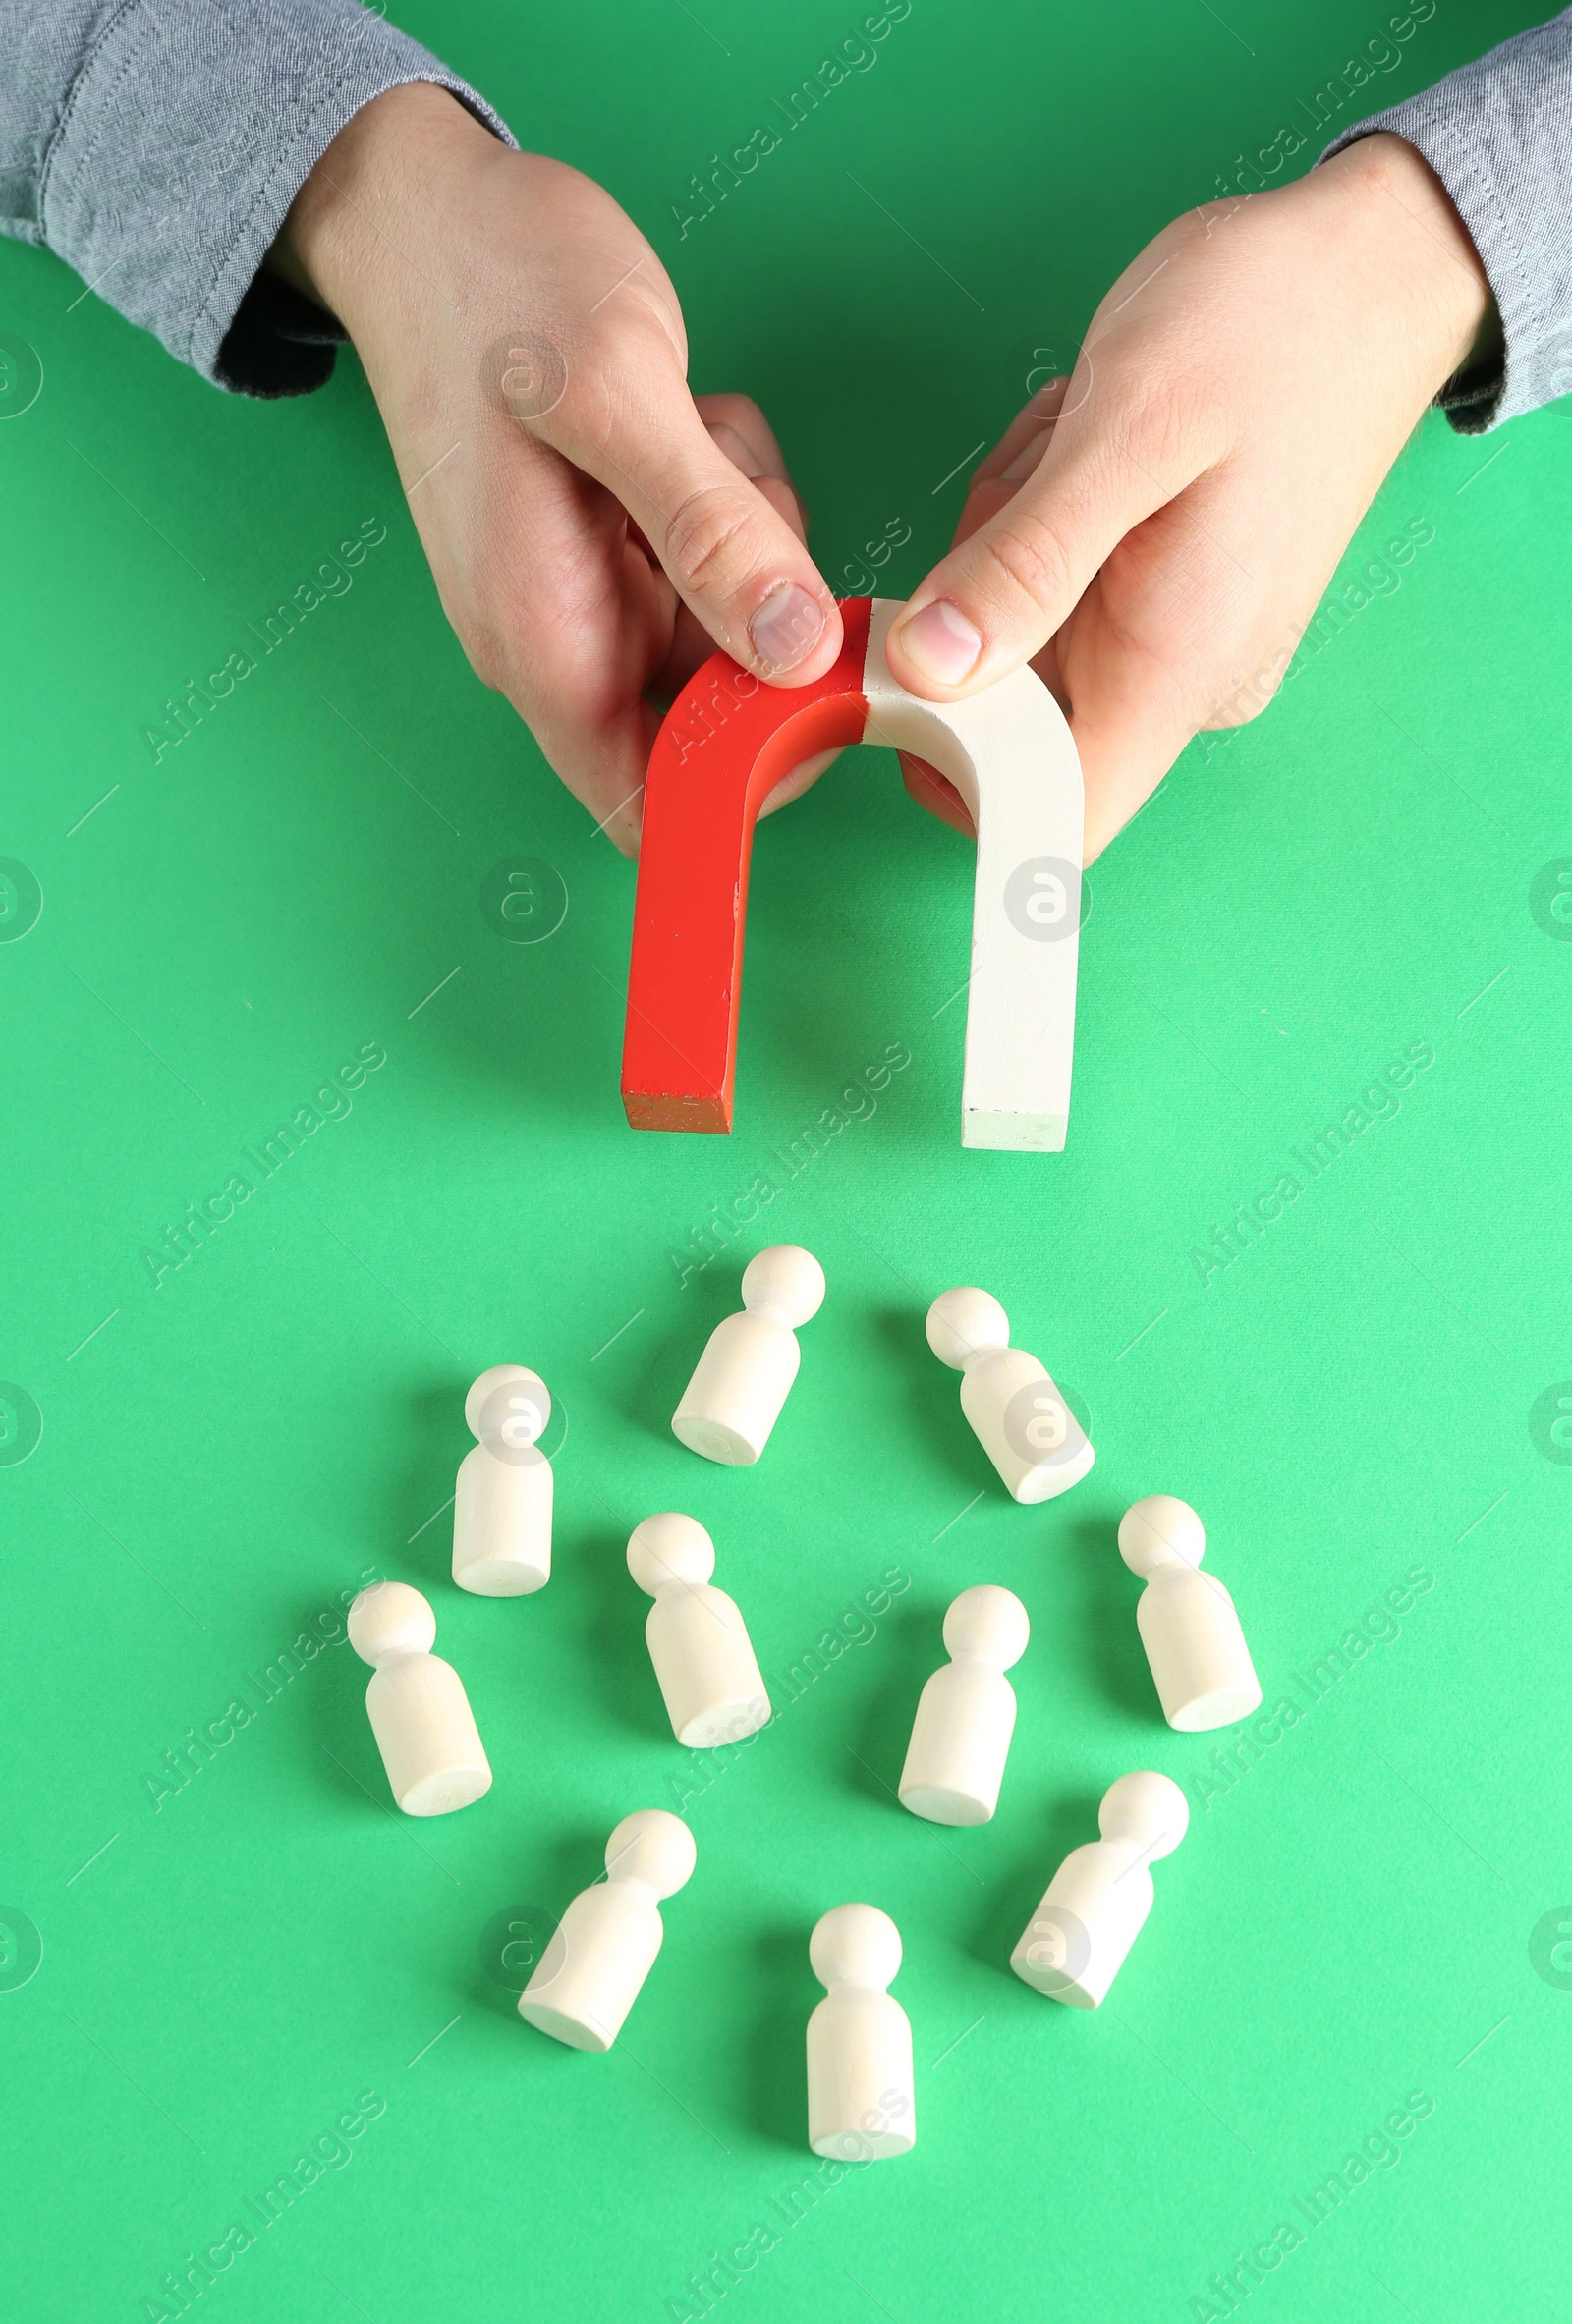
[4,3,1570,2319]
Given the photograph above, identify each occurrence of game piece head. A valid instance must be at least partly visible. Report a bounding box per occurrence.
[740,1244,825,1326]
[1118,1494,1206,1577]
[465,1363,551,1460]
[810,1902,902,1992]
[925,1286,1010,1369]
[942,1583,1030,1670]
[1097,1770,1190,1860]
[348,1580,436,1666]
[604,1809,698,1899]
[626,1512,716,1595]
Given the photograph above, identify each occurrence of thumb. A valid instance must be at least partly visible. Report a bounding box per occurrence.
[536,349,842,688]
[882,389,1203,701]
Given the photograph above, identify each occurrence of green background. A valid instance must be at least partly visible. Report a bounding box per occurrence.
[3,2,1569,2318]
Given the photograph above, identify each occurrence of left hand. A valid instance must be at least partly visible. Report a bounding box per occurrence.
[274,84,842,854]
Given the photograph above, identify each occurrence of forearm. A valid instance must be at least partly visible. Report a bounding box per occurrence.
[1324,5,1572,428]
[0,0,513,395]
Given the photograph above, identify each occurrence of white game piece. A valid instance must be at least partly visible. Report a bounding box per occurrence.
[1118,1494,1262,1732]
[452,1363,553,1596]
[627,1513,771,1747]
[925,1285,1094,1503]
[519,1809,697,2052]
[807,1904,916,2160]
[899,1584,1029,1825]
[672,1245,824,1465]
[347,1581,491,1816]
[1010,1770,1188,2008]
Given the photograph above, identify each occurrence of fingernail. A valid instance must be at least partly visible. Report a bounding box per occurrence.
[749,583,825,673]
[895,599,982,685]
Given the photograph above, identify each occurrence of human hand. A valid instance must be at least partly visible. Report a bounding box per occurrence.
[275,83,841,854]
[884,135,1495,861]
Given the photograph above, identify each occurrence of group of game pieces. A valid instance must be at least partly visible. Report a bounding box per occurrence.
[346,1247,1261,2158]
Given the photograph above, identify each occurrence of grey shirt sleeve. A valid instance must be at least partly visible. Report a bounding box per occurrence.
[1323,8,1572,431]
[0,0,515,396]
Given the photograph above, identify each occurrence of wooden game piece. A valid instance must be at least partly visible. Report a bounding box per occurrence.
[925,1285,1094,1503]
[1118,1494,1262,1731]
[518,1809,697,2052]
[347,1581,491,1816]
[622,596,1084,1151]
[1009,1771,1188,2008]
[452,1363,553,1596]
[672,1245,824,1464]
[807,1904,916,2160]
[627,1512,771,1746]
[899,1584,1029,1825]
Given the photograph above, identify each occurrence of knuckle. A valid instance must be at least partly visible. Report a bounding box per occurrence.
[454,586,552,710]
[1107,338,1225,477]
[534,362,600,447]
[464,627,509,694]
[974,510,1075,620]
[462,609,537,705]
[444,578,516,698]
[1114,377,1197,476]
[662,480,760,597]
[1167,204,1219,263]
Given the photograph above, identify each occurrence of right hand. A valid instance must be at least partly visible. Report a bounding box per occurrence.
[884,134,1494,862]
[276,83,841,854]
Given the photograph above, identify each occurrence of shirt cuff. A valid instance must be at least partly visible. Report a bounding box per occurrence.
[1321,9,1572,433]
[39,0,516,397]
